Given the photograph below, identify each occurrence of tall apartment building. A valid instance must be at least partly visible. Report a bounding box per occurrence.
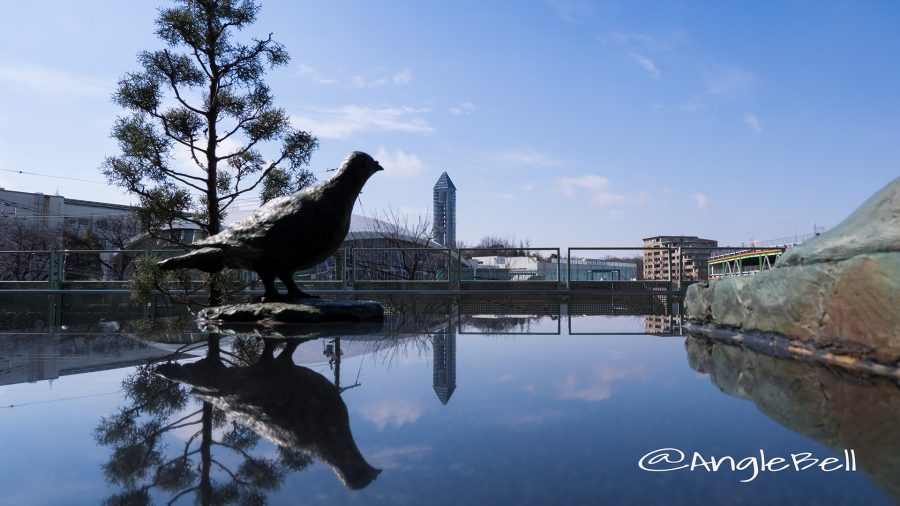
[432,172,456,247]
[642,235,718,280]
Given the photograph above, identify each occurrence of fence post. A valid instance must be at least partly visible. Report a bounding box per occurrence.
[447,248,452,291]
[48,294,61,329]
[48,250,62,291]
[348,247,356,291]
[556,248,561,289]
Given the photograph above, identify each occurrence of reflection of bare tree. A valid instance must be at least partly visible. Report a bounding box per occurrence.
[457,296,560,333]
[460,315,548,333]
[95,334,378,504]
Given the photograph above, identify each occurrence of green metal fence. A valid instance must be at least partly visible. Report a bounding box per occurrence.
[351,247,453,290]
[0,245,775,294]
[457,247,561,291]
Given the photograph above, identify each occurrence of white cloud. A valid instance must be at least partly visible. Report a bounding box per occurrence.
[557,364,650,402]
[547,0,592,23]
[373,147,424,177]
[603,31,680,53]
[602,31,683,78]
[704,64,758,100]
[392,68,412,85]
[629,53,661,79]
[292,105,434,139]
[677,98,709,113]
[296,64,336,84]
[555,175,628,206]
[495,149,562,168]
[0,63,110,97]
[691,193,709,209]
[367,445,432,470]
[351,68,413,88]
[523,182,537,192]
[449,101,476,115]
[496,192,514,200]
[744,113,762,133]
[358,399,423,430]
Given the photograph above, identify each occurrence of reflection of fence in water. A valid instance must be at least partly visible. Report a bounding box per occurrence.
[567,294,675,316]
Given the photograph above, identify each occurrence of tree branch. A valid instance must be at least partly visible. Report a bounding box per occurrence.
[162,50,208,116]
[216,113,259,144]
[217,153,287,201]
[212,458,251,486]
[167,486,199,506]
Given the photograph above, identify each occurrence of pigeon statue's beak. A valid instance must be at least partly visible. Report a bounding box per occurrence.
[375,162,384,172]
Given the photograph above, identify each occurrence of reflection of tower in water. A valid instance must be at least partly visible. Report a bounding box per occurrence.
[432,329,457,405]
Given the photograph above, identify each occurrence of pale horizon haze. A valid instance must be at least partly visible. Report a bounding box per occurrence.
[0,1,897,248]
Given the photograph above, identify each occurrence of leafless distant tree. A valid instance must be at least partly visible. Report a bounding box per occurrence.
[353,206,449,282]
[473,235,533,257]
[0,217,61,281]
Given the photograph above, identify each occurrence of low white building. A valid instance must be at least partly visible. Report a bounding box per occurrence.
[0,188,132,226]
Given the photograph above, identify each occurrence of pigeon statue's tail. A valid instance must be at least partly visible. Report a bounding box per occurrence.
[157,247,226,273]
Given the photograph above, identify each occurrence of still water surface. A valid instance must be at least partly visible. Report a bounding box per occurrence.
[0,295,896,505]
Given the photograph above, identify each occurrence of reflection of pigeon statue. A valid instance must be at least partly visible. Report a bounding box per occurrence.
[158,152,383,300]
[157,339,381,490]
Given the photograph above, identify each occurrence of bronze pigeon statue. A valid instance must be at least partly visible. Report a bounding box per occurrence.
[158,151,383,300]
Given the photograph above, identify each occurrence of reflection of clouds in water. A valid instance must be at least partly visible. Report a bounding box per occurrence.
[358,399,423,430]
[557,364,651,402]
[367,445,432,470]
[501,410,564,428]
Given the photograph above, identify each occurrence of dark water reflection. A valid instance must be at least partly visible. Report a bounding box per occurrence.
[0,294,897,505]
[687,335,900,503]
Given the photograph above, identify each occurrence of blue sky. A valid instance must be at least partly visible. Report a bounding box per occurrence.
[0,0,897,247]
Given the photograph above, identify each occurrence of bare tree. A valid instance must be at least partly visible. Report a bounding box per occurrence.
[0,217,61,281]
[474,235,533,257]
[352,206,449,282]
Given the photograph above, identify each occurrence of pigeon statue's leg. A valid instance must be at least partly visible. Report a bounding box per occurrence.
[260,273,282,302]
[280,272,318,299]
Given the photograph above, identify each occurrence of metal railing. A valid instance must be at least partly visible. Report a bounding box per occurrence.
[458,247,560,291]
[0,244,769,294]
[351,247,453,290]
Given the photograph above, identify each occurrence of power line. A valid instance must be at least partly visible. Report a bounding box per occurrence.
[0,168,106,185]
[0,390,122,409]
